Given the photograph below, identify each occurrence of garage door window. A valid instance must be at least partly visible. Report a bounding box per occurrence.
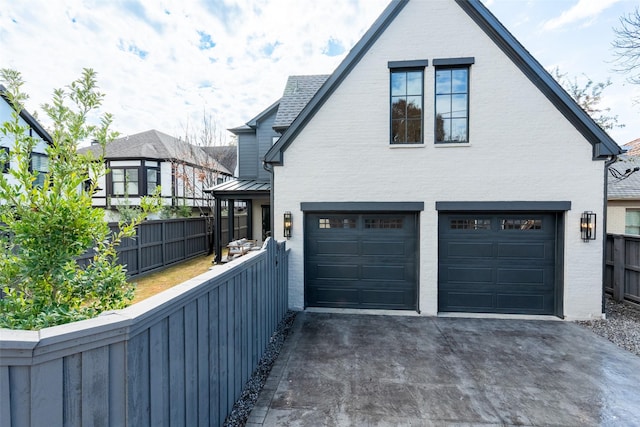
[319,217,356,229]
[364,218,404,229]
[450,218,491,230]
[500,219,542,230]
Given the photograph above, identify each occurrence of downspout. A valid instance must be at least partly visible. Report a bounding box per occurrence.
[263,160,274,241]
[602,155,618,317]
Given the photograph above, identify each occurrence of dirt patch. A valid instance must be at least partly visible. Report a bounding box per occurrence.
[130,253,220,303]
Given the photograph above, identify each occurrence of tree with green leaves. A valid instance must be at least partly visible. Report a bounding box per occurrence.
[0,68,159,330]
[550,67,624,131]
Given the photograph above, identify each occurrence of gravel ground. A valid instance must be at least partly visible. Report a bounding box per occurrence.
[576,297,640,357]
[223,310,298,427]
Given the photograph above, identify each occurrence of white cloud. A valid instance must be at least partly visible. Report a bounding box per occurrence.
[1,0,389,143]
[542,0,622,31]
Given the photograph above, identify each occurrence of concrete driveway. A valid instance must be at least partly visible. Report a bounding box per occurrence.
[247,312,640,426]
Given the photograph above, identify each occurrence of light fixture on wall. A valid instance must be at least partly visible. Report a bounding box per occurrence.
[580,211,596,242]
[283,211,292,239]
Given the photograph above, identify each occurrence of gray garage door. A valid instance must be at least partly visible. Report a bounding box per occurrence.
[305,213,418,310]
[439,213,557,315]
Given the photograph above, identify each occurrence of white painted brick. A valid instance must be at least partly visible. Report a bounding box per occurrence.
[274,0,608,319]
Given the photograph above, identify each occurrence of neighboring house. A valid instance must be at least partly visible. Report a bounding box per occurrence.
[207,75,329,260]
[261,0,621,320]
[622,138,640,157]
[79,129,233,220]
[0,85,52,187]
[607,154,640,235]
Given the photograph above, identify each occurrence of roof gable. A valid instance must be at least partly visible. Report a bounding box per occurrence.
[265,0,622,165]
[230,100,280,134]
[0,84,53,144]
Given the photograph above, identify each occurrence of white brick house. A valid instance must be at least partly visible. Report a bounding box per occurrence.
[264,0,621,320]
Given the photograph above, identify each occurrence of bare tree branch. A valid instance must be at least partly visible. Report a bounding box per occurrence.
[612,7,640,85]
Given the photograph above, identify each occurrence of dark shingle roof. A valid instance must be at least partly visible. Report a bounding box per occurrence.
[202,145,237,175]
[272,75,330,131]
[79,129,232,175]
[608,157,640,200]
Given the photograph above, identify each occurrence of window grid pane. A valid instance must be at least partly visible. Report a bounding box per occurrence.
[450,219,491,230]
[501,219,542,230]
[364,218,403,229]
[435,67,469,143]
[391,69,423,144]
[2,147,9,173]
[319,218,356,229]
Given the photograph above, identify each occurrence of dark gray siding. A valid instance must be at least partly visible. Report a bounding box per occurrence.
[236,107,279,182]
[257,111,279,182]
[237,133,258,179]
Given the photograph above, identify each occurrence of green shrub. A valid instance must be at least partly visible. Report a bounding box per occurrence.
[0,68,159,330]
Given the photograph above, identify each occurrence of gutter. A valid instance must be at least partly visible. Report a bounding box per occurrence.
[263,160,274,240]
[602,155,618,317]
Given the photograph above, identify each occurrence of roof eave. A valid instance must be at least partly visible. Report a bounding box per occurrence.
[456,0,622,160]
[1,84,53,144]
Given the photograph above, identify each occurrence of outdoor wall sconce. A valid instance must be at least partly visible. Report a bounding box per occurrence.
[580,211,596,242]
[283,211,292,239]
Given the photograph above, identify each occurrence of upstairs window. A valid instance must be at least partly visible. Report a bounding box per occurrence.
[31,153,49,187]
[112,168,139,196]
[145,161,160,194]
[1,147,8,173]
[434,57,474,143]
[389,60,428,144]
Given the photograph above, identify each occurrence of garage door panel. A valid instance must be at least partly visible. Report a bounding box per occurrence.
[315,240,359,255]
[360,289,413,308]
[445,242,494,258]
[497,268,546,285]
[306,212,418,310]
[496,294,550,311]
[361,264,406,281]
[439,212,557,315]
[314,264,359,280]
[440,292,495,310]
[443,267,493,283]
[309,287,359,307]
[361,240,410,256]
[497,243,547,260]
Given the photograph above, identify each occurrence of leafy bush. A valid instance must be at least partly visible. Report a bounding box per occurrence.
[0,68,159,330]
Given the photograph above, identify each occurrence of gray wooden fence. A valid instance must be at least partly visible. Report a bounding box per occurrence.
[75,215,248,279]
[605,233,640,304]
[0,238,289,427]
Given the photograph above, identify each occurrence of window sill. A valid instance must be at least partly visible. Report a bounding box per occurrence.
[389,144,425,149]
[434,142,471,148]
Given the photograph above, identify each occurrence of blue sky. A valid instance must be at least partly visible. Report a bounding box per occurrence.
[1,0,637,146]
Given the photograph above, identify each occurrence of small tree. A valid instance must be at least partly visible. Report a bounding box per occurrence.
[173,112,236,254]
[0,68,159,330]
[550,67,624,131]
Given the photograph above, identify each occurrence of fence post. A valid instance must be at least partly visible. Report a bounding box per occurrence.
[613,235,625,302]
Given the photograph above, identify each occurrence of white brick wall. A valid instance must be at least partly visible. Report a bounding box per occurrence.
[273,0,607,320]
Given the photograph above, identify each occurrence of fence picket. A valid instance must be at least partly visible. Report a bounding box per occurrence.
[605,234,640,304]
